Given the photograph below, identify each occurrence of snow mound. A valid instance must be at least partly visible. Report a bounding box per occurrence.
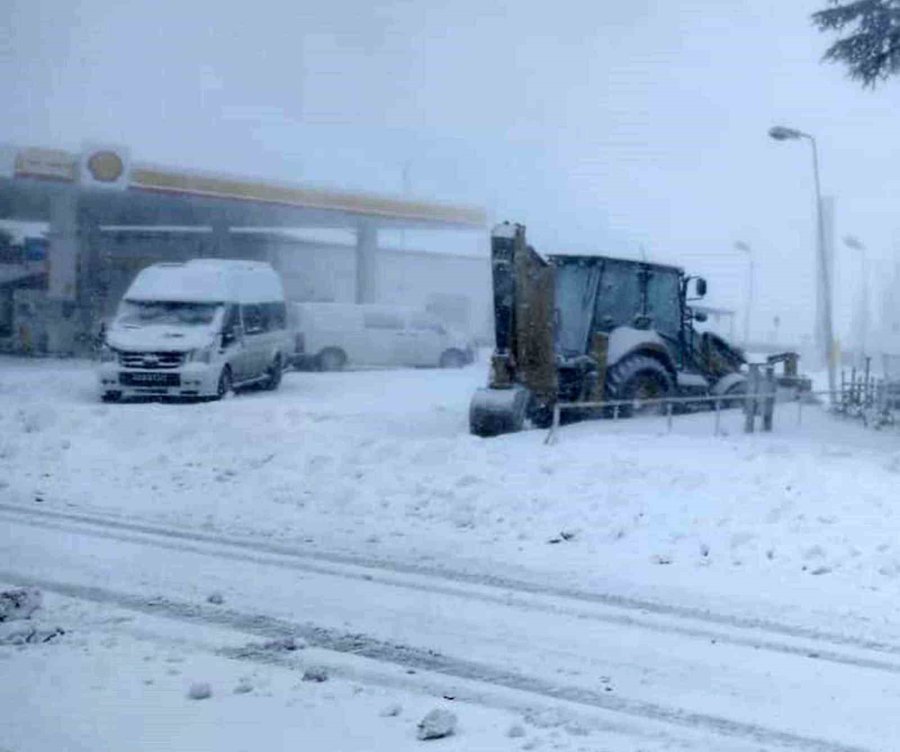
[507,724,526,738]
[379,703,402,717]
[302,666,328,683]
[187,682,212,700]
[0,625,65,646]
[0,588,42,622]
[416,708,457,740]
[0,588,65,646]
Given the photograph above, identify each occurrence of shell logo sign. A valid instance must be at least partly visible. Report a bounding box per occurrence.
[80,145,130,189]
[86,150,124,183]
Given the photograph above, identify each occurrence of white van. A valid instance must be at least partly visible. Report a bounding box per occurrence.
[98,259,291,401]
[289,302,475,371]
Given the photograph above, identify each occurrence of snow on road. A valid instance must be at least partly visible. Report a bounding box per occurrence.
[2,518,890,752]
[0,586,536,752]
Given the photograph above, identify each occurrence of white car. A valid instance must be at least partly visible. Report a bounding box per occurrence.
[98,259,291,401]
[288,302,475,371]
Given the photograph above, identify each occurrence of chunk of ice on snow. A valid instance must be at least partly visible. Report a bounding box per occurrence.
[417,708,457,740]
[187,682,212,700]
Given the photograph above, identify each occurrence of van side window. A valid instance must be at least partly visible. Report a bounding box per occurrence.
[242,304,264,334]
[267,302,287,330]
[222,304,240,334]
[364,311,403,330]
[410,313,444,333]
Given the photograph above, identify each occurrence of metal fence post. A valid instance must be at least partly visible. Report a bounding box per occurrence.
[762,364,775,431]
[744,364,759,433]
[544,402,562,445]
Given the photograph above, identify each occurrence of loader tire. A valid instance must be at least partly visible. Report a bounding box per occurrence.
[605,354,673,417]
[723,380,747,410]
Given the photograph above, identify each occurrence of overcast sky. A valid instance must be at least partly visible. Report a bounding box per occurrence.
[2,0,899,343]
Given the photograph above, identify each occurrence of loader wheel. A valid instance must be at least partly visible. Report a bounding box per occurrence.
[605,354,673,417]
[318,348,347,372]
[723,380,747,410]
[439,348,467,369]
[528,399,555,429]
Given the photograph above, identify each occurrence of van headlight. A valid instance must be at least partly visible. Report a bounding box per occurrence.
[188,345,213,364]
[100,345,117,363]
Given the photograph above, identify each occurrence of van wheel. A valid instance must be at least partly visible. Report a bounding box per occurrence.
[439,349,466,369]
[263,355,283,391]
[216,366,233,400]
[318,348,346,372]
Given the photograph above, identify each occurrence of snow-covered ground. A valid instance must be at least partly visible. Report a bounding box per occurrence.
[3,355,900,626]
[3,354,900,750]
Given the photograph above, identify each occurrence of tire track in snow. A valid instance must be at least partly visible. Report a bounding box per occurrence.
[2,501,900,675]
[0,569,872,752]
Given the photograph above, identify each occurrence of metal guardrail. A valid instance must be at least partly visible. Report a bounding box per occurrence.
[545,392,760,445]
[546,362,783,444]
[544,385,900,444]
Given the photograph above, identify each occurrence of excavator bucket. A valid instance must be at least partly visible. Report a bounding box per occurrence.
[471,223,557,436]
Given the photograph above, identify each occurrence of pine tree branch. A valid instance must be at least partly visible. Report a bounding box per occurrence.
[812,0,900,86]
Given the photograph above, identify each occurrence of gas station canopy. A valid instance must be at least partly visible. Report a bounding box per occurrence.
[0,144,486,231]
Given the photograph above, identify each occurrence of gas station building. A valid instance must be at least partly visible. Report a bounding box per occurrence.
[0,144,488,354]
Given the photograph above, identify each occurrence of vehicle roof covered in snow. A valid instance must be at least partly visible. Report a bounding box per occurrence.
[548,253,683,276]
[125,259,284,304]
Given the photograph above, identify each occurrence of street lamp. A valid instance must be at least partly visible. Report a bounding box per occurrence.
[734,240,753,349]
[768,124,836,403]
[735,241,753,348]
[843,234,868,366]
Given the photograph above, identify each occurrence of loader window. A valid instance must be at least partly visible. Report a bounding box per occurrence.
[594,261,642,332]
[646,271,681,339]
[555,263,601,355]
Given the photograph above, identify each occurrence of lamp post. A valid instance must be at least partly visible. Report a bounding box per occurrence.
[735,241,753,348]
[400,160,412,250]
[768,125,836,403]
[843,234,868,366]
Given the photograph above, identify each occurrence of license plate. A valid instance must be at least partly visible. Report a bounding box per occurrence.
[121,372,180,386]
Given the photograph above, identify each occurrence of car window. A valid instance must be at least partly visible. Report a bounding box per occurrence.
[242,304,265,334]
[267,302,286,330]
[364,311,403,330]
[409,313,443,332]
[222,304,240,333]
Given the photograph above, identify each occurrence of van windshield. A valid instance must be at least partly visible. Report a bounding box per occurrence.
[117,301,222,328]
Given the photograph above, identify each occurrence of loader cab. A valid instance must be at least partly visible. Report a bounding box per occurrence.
[551,255,695,361]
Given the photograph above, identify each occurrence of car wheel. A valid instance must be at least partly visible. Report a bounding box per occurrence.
[318,348,347,372]
[101,391,121,403]
[263,355,283,391]
[216,366,233,400]
[439,349,466,369]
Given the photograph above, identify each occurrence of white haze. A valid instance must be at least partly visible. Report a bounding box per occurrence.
[3,0,899,345]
